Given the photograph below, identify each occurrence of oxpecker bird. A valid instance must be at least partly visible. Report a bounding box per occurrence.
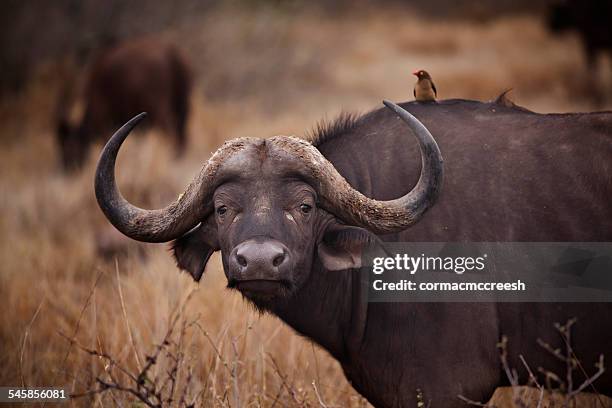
[413,69,437,102]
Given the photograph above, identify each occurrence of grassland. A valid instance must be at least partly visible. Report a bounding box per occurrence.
[0,5,610,407]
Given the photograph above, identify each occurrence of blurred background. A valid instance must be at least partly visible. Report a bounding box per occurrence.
[0,1,610,406]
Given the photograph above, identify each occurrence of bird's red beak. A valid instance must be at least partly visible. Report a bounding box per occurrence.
[412,70,419,76]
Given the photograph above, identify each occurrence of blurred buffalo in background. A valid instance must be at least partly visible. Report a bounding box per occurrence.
[56,38,192,171]
[547,0,612,105]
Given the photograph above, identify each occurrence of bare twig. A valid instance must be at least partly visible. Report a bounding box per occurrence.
[557,318,577,397]
[519,355,544,408]
[497,336,530,408]
[268,353,302,405]
[537,338,568,365]
[312,380,329,408]
[536,367,563,390]
[67,289,199,407]
[457,394,490,407]
[497,336,517,386]
[58,331,140,385]
[537,318,607,408]
[568,355,605,397]
[555,318,607,408]
[312,343,322,397]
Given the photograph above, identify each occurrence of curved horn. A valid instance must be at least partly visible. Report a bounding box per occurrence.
[270,100,443,233]
[94,112,250,242]
[97,101,442,241]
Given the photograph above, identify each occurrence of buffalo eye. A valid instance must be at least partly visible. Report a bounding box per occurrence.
[300,203,312,214]
[216,205,227,216]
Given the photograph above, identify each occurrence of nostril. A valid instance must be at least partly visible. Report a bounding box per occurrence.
[236,254,247,267]
[272,253,285,267]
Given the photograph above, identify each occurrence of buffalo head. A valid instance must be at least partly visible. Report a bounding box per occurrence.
[94,101,443,305]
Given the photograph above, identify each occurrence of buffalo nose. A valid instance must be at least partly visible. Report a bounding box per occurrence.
[232,240,289,277]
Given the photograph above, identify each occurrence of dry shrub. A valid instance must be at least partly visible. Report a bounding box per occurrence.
[460,320,608,408]
[487,387,612,408]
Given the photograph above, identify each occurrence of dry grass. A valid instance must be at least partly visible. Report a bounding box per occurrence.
[0,5,610,407]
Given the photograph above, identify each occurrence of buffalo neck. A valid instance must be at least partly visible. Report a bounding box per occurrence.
[268,261,367,363]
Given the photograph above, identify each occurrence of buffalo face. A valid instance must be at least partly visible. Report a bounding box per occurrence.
[173,142,378,304]
[213,173,317,301]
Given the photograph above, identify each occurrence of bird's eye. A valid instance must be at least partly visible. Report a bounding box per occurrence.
[216,205,227,216]
[300,203,312,214]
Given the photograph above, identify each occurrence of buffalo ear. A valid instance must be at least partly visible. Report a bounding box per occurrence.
[172,217,219,281]
[317,224,381,271]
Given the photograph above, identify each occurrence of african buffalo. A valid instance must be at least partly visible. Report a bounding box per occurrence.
[56,38,191,171]
[94,99,612,407]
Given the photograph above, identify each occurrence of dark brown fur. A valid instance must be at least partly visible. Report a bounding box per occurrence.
[307,111,362,147]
